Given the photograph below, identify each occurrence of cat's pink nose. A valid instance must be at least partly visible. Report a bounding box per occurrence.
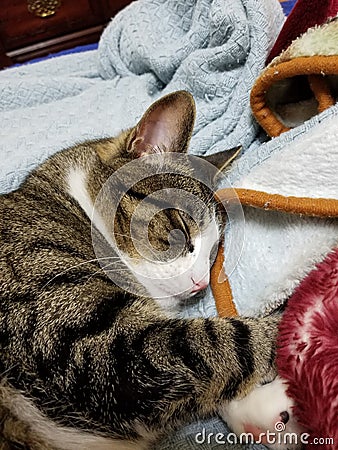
[191,277,209,293]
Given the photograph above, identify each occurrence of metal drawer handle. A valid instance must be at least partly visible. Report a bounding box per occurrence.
[27,0,61,18]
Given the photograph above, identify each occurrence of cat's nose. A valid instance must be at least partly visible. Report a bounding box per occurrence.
[191,277,209,293]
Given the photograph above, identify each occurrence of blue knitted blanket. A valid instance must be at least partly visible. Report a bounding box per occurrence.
[0,0,284,194]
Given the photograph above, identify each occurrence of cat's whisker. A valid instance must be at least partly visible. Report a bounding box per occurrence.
[82,259,133,285]
[40,256,121,291]
[0,363,20,378]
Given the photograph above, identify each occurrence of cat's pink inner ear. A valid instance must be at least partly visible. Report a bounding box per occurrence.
[128,91,196,158]
[131,112,174,157]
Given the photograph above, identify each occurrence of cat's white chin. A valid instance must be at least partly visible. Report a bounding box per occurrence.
[117,220,218,307]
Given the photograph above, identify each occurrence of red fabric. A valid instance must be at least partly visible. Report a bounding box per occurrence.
[277,248,338,449]
[266,0,338,64]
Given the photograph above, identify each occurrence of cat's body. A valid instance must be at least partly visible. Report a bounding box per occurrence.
[0,92,280,449]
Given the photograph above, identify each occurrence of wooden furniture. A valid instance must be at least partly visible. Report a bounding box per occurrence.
[0,0,134,69]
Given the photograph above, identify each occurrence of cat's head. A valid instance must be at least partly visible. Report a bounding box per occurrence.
[94,91,240,305]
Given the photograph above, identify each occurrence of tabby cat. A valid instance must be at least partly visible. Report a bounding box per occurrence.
[0,91,279,449]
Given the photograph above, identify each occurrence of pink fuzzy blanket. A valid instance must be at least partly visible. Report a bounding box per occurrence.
[277,247,338,449]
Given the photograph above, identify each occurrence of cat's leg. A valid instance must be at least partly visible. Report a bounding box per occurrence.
[3,297,279,446]
[57,305,278,432]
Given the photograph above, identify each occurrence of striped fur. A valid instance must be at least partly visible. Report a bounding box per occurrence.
[0,91,279,449]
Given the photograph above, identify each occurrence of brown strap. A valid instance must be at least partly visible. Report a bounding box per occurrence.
[210,243,238,317]
[221,188,338,217]
[308,74,335,113]
[211,188,338,317]
[250,56,338,137]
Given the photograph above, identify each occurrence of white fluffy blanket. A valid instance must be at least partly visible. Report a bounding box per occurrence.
[226,109,338,316]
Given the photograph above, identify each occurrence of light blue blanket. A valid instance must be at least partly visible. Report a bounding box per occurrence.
[0,0,284,193]
[0,0,287,448]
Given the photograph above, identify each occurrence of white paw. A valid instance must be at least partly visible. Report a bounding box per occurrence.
[218,377,305,450]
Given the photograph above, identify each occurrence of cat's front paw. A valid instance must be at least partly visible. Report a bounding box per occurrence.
[218,377,305,450]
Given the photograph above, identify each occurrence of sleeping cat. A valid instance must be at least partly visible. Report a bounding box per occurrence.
[0,90,288,449]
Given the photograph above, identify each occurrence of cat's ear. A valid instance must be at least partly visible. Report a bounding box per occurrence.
[196,147,242,184]
[127,91,196,157]
[200,147,242,172]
